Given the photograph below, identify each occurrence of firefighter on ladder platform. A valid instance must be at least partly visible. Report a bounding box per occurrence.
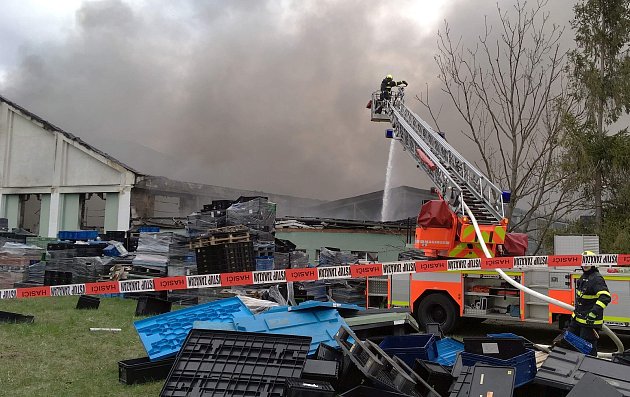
[375,74,407,113]
[567,250,612,356]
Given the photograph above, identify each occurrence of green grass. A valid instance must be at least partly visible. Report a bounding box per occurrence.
[0,296,165,396]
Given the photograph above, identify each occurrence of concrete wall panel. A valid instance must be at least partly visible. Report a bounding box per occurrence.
[6,112,56,187]
[64,144,123,186]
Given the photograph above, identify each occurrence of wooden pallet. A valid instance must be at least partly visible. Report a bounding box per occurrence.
[189,230,250,248]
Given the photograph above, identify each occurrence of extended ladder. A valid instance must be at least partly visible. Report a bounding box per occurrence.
[371,88,505,223]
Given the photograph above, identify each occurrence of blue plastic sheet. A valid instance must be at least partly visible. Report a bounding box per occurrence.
[287,300,364,313]
[195,306,348,356]
[134,297,253,360]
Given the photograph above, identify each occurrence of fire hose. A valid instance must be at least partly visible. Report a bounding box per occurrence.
[463,202,624,358]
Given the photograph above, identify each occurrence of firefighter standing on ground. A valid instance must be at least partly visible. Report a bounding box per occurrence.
[567,250,611,356]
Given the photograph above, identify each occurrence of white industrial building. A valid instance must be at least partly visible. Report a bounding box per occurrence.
[0,95,432,238]
[0,95,137,236]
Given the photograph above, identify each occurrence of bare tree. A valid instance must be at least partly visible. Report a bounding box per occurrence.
[419,0,584,253]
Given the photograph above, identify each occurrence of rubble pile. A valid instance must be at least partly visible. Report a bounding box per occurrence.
[109,294,630,396]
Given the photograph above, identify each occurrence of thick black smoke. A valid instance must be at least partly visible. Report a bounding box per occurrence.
[0,0,574,200]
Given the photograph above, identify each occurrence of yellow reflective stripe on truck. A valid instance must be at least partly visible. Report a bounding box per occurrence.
[605,316,630,323]
[390,300,410,307]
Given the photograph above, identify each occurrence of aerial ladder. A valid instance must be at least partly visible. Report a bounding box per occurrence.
[367,84,627,358]
[370,85,514,259]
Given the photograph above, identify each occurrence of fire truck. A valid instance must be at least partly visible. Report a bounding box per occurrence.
[367,84,630,333]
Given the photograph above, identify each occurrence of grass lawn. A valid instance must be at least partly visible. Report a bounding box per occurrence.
[0,296,166,396]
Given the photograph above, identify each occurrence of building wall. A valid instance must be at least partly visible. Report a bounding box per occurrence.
[0,99,136,236]
[131,176,327,223]
[275,229,408,263]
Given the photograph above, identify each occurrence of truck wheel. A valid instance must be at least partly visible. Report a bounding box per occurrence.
[416,293,459,334]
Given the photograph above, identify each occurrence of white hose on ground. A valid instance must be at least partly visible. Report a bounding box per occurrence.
[462,202,624,358]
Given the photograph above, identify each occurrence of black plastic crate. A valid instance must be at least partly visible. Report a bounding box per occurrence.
[195,241,255,274]
[613,350,630,366]
[44,270,73,286]
[0,310,34,324]
[425,323,444,339]
[119,356,176,385]
[76,295,100,310]
[535,347,630,395]
[209,200,233,211]
[161,329,311,397]
[105,230,127,240]
[135,296,172,316]
[566,372,623,397]
[301,359,339,384]
[339,385,413,397]
[316,343,343,362]
[126,236,139,252]
[75,243,107,257]
[275,238,296,253]
[284,378,335,397]
[463,337,527,359]
[335,326,420,397]
[449,364,516,397]
[414,359,454,397]
[314,343,363,392]
[47,242,74,251]
[390,356,442,397]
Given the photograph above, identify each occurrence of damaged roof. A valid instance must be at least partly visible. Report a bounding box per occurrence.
[0,94,143,176]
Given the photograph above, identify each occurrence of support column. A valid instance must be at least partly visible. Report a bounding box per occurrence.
[4,195,20,229]
[117,187,132,231]
[39,194,51,237]
[104,192,119,232]
[60,193,81,231]
[47,190,61,238]
[104,188,131,231]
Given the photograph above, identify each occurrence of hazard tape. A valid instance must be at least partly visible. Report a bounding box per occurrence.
[1,254,629,300]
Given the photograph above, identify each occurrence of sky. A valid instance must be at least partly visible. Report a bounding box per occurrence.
[0,0,575,201]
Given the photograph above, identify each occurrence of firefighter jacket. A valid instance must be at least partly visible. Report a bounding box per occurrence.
[381,77,397,93]
[572,267,611,329]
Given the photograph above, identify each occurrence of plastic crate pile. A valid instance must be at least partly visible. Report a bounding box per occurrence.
[131,232,174,277]
[185,200,231,238]
[120,294,630,396]
[192,226,255,274]
[0,242,44,288]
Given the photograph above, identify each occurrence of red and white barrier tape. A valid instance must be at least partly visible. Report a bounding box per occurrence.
[1,254,629,300]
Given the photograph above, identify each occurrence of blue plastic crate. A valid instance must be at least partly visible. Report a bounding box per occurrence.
[195,306,348,356]
[58,230,98,241]
[459,349,537,387]
[487,333,520,339]
[134,297,253,361]
[562,330,593,354]
[288,300,364,313]
[255,257,274,271]
[139,226,160,233]
[433,337,464,367]
[103,245,122,257]
[378,334,438,367]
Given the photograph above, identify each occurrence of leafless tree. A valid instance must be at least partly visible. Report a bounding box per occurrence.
[419,0,584,253]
